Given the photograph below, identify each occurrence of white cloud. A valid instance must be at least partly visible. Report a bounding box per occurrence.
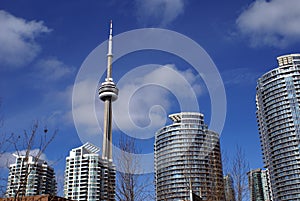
[0,152,14,168]
[70,65,202,145]
[0,10,51,68]
[0,149,47,168]
[135,0,186,26]
[34,57,75,81]
[222,68,261,86]
[236,0,300,47]
[113,64,201,139]
[71,64,202,141]
[68,79,103,145]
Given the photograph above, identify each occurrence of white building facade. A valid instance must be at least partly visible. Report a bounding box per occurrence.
[63,143,115,201]
[6,155,56,198]
[256,54,300,200]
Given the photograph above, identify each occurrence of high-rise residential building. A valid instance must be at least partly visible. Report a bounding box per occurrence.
[248,169,272,201]
[63,142,115,201]
[6,155,56,198]
[256,53,300,200]
[224,174,235,201]
[154,112,225,201]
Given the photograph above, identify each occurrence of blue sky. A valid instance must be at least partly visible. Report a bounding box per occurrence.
[1,0,300,195]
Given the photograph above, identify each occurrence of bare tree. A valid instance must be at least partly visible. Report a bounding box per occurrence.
[0,109,4,197]
[230,145,249,201]
[5,121,57,201]
[0,100,4,156]
[0,133,14,198]
[0,100,11,197]
[115,136,153,201]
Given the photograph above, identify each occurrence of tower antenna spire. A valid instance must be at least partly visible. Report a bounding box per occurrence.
[106,20,113,80]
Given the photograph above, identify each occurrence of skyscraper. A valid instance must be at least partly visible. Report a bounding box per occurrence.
[6,155,56,198]
[224,174,235,201]
[98,20,118,161]
[154,112,224,201]
[98,20,118,200]
[63,143,115,201]
[247,169,272,201]
[256,53,300,200]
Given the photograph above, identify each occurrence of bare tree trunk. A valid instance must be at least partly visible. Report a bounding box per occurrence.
[4,122,57,201]
[0,100,10,197]
[231,145,249,201]
[115,135,153,201]
[0,131,8,197]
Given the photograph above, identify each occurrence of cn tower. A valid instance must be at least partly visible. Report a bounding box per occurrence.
[99,20,118,161]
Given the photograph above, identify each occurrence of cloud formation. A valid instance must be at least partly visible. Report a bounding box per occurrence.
[35,58,75,81]
[72,64,202,142]
[0,149,48,168]
[236,0,300,47]
[114,64,201,139]
[222,68,261,87]
[0,10,51,68]
[135,0,186,27]
[72,78,103,139]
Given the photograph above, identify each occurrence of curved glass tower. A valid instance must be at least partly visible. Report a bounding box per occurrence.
[256,54,300,200]
[154,112,224,201]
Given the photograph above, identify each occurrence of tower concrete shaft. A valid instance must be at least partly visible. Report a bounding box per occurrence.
[99,21,118,161]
